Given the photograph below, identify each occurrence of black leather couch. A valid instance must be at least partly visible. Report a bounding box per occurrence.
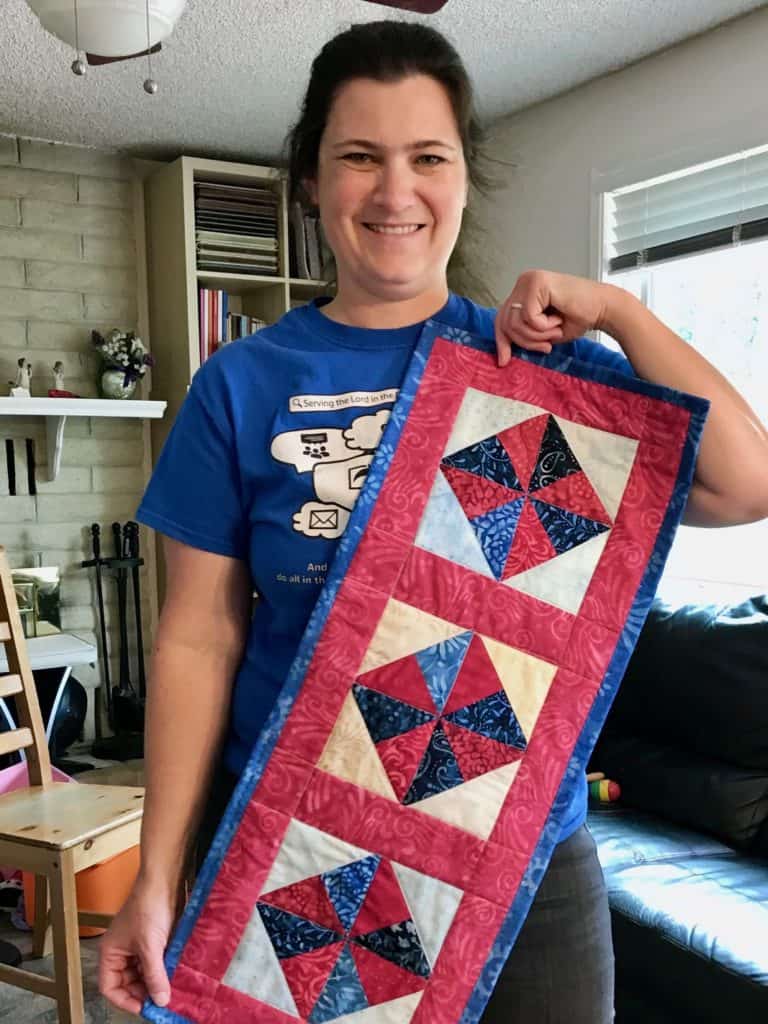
[587,595,768,1023]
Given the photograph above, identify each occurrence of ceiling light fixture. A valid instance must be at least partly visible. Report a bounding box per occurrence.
[26,0,187,93]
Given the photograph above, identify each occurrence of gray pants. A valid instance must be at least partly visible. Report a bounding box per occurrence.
[196,771,614,1024]
[482,824,614,1023]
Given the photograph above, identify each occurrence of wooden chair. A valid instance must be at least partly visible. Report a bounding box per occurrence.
[0,546,144,1023]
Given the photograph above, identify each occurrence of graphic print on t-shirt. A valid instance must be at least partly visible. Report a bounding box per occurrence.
[270,393,395,540]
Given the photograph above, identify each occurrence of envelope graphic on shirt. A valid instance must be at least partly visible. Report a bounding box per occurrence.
[309,508,339,530]
[293,501,349,539]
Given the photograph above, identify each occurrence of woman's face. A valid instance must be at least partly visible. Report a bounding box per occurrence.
[307,74,468,302]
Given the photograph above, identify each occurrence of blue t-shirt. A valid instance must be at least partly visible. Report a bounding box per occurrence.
[137,293,634,842]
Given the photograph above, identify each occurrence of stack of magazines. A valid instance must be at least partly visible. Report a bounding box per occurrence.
[195,181,279,276]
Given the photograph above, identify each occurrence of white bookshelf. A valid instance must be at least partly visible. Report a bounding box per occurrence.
[143,156,330,453]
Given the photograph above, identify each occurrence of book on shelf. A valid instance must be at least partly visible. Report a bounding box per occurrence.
[290,201,310,279]
[304,213,321,280]
[197,261,278,274]
[198,286,268,365]
[289,202,332,282]
[221,313,267,343]
[194,179,280,276]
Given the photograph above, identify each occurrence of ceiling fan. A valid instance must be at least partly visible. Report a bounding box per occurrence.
[25,0,187,90]
[363,0,450,10]
[26,0,450,65]
[25,0,449,94]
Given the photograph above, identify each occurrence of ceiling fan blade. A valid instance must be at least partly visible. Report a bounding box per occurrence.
[361,0,450,12]
[86,42,162,67]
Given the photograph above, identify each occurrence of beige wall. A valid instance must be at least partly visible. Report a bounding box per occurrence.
[472,7,768,295]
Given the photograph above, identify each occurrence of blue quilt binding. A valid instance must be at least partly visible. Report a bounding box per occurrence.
[142,322,709,1024]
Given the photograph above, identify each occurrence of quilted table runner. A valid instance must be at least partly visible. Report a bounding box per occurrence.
[144,321,708,1024]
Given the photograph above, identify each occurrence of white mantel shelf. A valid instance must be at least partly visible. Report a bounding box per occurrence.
[0,397,166,480]
[0,397,165,418]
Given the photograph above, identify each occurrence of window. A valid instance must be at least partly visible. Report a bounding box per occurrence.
[599,147,768,605]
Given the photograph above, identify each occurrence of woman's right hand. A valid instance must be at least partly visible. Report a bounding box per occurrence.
[98,878,178,1014]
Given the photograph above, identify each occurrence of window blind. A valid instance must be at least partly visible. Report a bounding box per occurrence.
[605,145,768,272]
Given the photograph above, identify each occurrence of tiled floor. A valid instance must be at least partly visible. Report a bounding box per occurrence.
[0,751,145,1023]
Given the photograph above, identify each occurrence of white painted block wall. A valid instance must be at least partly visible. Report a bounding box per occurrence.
[0,134,155,737]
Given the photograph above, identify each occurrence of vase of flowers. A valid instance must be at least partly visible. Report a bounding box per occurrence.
[92,329,154,399]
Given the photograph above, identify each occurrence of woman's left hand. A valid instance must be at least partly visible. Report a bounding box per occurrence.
[495,270,612,366]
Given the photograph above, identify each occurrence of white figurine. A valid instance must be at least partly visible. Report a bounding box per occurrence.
[17,359,32,389]
[9,357,31,398]
[52,361,65,391]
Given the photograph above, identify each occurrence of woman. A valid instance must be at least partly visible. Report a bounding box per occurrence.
[99,20,768,1023]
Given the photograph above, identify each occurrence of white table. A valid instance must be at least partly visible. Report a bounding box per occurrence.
[0,632,97,742]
